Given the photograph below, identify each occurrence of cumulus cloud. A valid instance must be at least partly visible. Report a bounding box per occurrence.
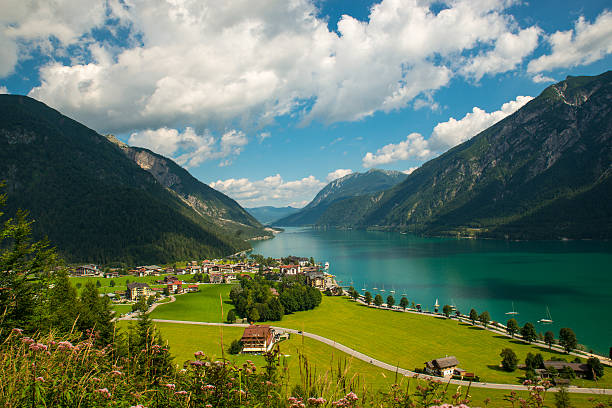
[531,74,556,83]
[461,27,540,80]
[363,95,533,167]
[128,127,247,168]
[326,169,353,182]
[10,0,539,134]
[257,132,271,143]
[211,174,326,207]
[528,11,612,73]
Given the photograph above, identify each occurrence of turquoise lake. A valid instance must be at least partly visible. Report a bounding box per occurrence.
[253,228,612,355]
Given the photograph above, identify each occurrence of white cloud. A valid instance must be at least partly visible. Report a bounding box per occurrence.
[326,169,353,182]
[0,86,8,94]
[461,27,540,80]
[528,11,612,73]
[531,74,556,83]
[257,132,271,143]
[10,0,539,134]
[211,174,326,207]
[363,95,533,167]
[128,127,247,168]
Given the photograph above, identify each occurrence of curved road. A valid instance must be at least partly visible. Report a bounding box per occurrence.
[118,316,612,395]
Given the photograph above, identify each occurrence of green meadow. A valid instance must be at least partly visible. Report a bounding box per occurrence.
[148,284,611,389]
[69,274,172,294]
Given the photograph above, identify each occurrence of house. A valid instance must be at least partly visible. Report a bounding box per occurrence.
[166,281,184,294]
[543,361,590,378]
[74,264,99,276]
[125,282,153,300]
[425,356,460,377]
[188,284,199,293]
[306,271,326,290]
[209,273,224,284]
[240,325,276,353]
[280,265,300,275]
[104,270,119,278]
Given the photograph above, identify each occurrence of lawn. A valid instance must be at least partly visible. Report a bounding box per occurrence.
[116,320,607,408]
[151,290,612,388]
[150,284,235,322]
[69,274,175,294]
[111,304,133,315]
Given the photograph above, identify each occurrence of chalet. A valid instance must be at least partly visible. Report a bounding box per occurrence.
[543,361,590,378]
[240,325,276,353]
[188,285,199,293]
[425,356,460,377]
[104,270,119,278]
[209,273,225,284]
[306,271,326,290]
[166,281,184,294]
[74,264,99,276]
[125,282,153,300]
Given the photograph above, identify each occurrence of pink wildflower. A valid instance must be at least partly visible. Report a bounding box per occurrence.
[21,337,35,345]
[165,383,175,390]
[94,388,111,398]
[29,343,48,352]
[12,328,23,335]
[35,377,44,382]
[174,391,188,395]
[110,370,123,376]
[194,351,205,356]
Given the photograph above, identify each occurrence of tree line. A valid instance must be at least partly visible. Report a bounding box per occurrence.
[229,275,322,322]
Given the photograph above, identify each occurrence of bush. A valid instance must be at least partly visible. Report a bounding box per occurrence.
[500,348,518,371]
[228,339,243,355]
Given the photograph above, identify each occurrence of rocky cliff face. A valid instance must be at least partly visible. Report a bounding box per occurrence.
[107,138,270,239]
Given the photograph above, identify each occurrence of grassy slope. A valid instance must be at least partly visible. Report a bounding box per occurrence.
[69,275,170,294]
[149,286,611,388]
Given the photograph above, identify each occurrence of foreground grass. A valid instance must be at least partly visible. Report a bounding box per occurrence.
[151,286,611,388]
[117,321,609,408]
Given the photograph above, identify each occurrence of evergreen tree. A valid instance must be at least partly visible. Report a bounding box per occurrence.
[586,357,604,380]
[47,270,79,333]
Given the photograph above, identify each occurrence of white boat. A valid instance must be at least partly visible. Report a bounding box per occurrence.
[380,284,385,292]
[505,301,519,315]
[434,298,440,312]
[538,306,553,324]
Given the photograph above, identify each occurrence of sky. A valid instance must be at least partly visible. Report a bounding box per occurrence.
[1,0,611,208]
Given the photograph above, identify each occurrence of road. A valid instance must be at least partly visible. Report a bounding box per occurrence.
[118,316,612,395]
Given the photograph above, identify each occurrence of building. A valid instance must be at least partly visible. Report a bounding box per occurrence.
[543,361,590,378]
[74,264,99,276]
[188,284,199,293]
[125,282,153,300]
[425,356,460,377]
[240,325,276,353]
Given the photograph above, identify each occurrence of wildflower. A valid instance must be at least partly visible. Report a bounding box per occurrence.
[57,341,74,351]
[206,405,212,408]
[130,405,147,408]
[94,388,111,398]
[174,391,188,395]
[12,328,23,335]
[308,397,326,405]
[35,377,44,382]
[345,392,358,402]
[190,360,204,366]
[21,337,35,345]
[194,351,205,356]
[110,370,123,376]
[164,383,175,390]
[91,377,101,382]
[202,384,215,391]
[29,343,48,352]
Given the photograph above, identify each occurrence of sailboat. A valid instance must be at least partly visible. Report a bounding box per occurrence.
[434,298,440,313]
[390,286,396,294]
[538,306,553,324]
[505,302,519,315]
[361,282,366,292]
[380,283,385,292]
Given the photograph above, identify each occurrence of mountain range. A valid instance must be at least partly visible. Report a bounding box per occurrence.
[246,206,300,225]
[311,71,612,239]
[0,95,270,265]
[274,169,408,226]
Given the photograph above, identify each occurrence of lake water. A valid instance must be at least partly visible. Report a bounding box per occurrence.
[253,228,612,355]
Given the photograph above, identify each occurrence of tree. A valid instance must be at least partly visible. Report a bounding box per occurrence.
[554,386,571,408]
[76,282,82,289]
[500,348,518,371]
[442,304,452,318]
[400,297,409,311]
[47,271,79,333]
[559,328,577,353]
[586,357,604,380]
[226,309,237,323]
[96,280,102,288]
[249,307,260,322]
[349,286,359,301]
[479,311,491,328]
[386,295,395,308]
[0,192,58,333]
[525,353,544,370]
[109,279,115,287]
[506,318,519,338]
[132,296,147,313]
[469,308,478,325]
[521,322,537,343]
[364,291,373,305]
[374,294,383,307]
[545,331,555,349]
[228,339,243,355]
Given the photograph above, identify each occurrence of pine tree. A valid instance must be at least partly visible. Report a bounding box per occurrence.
[47,271,79,333]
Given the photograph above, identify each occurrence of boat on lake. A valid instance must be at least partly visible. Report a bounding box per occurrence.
[538,306,553,324]
[505,301,519,315]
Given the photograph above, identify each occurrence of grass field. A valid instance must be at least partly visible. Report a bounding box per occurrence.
[116,320,608,408]
[150,285,611,389]
[69,275,172,294]
[150,284,235,322]
[111,304,133,315]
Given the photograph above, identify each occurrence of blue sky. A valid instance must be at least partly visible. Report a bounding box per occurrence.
[1,0,611,207]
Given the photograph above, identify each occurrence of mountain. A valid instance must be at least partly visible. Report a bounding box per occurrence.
[317,71,612,239]
[274,169,408,226]
[246,206,301,225]
[0,95,265,265]
[106,136,271,240]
